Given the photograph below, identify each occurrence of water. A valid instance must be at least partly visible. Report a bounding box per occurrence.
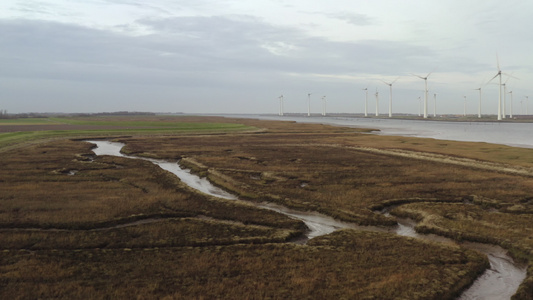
[89,140,527,299]
[391,216,527,300]
[221,114,533,149]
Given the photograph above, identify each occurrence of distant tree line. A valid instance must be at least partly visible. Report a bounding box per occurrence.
[0,111,158,119]
[73,111,156,117]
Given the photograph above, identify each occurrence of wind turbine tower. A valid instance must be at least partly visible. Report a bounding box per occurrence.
[475,88,482,118]
[502,82,507,119]
[501,75,517,119]
[322,96,327,116]
[508,91,513,118]
[433,93,437,117]
[502,80,508,119]
[362,88,368,117]
[488,57,513,120]
[382,78,399,118]
[307,93,311,117]
[375,88,379,116]
[413,72,433,118]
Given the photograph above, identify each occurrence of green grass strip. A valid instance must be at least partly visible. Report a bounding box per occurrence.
[0,121,255,150]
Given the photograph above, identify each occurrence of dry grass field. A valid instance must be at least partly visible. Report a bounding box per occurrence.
[1,115,532,299]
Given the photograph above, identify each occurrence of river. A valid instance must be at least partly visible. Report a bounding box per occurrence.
[89,140,527,300]
[219,114,533,149]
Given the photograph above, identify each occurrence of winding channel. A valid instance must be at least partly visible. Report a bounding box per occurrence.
[89,140,527,300]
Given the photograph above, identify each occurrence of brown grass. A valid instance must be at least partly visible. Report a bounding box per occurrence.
[114,116,533,299]
[2,115,532,299]
[0,139,303,232]
[0,218,296,250]
[0,230,487,300]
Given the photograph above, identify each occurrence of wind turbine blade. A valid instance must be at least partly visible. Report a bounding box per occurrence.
[426,67,438,78]
[380,79,391,85]
[503,72,520,81]
[487,72,500,84]
[411,73,425,80]
[496,53,500,71]
[391,77,400,84]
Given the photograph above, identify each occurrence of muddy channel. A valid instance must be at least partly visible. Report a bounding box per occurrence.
[89,140,527,300]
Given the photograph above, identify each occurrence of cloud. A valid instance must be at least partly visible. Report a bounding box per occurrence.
[0,11,519,114]
[0,16,455,95]
[329,12,374,26]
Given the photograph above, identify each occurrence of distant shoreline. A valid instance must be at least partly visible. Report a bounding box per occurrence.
[214,113,533,123]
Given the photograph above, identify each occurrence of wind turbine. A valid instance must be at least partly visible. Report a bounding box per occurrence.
[473,77,488,119]
[307,93,311,117]
[362,88,368,117]
[375,88,379,116]
[502,81,507,119]
[433,93,437,117]
[508,91,513,118]
[487,56,503,120]
[381,77,399,118]
[413,71,433,118]
[501,74,518,119]
[526,96,529,115]
[278,95,284,116]
[321,95,327,116]
[487,56,516,120]
[474,87,482,118]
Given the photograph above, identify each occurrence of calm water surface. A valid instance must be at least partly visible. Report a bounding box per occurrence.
[221,115,533,149]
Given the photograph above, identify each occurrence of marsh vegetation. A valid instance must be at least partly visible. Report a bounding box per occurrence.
[0,115,532,299]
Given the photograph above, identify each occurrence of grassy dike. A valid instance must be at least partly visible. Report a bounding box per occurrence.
[0,115,255,151]
[1,115,529,298]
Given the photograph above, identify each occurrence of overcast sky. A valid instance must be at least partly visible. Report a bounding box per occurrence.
[1,0,532,115]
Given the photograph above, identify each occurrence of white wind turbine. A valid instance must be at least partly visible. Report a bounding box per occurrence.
[381,77,399,118]
[501,74,518,119]
[413,71,433,118]
[321,95,327,116]
[508,91,514,118]
[362,87,369,117]
[502,80,508,119]
[488,63,503,120]
[473,77,489,118]
[474,87,482,118]
[307,93,311,117]
[433,93,437,117]
[487,57,516,120]
[375,88,379,116]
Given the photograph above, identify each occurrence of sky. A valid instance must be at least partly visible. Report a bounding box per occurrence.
[1,0,533,116]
